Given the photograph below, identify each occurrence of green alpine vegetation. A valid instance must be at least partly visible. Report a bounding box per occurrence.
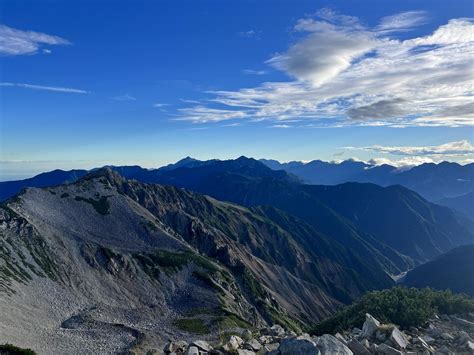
[311,287,474,335]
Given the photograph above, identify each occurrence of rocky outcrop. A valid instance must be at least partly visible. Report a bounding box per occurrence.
[160,312,474,354]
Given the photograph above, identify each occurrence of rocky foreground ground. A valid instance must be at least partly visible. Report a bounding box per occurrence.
[154,312,474,355]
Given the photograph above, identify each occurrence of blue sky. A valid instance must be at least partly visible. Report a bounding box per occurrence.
[1,0,473,180]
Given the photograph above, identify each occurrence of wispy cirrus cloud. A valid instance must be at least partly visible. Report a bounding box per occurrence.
[179,9,474,128]
[0,82,89,94]
[112,94,136,101]
[0,24,70,56]
[346,140,474,157]
[242,69,268,75]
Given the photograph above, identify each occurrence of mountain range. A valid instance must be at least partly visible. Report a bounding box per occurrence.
[1,157,473,353]
[260,159,474,203]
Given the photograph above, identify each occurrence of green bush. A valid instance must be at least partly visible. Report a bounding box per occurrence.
[0,343,37,355]
[311,287,474,335]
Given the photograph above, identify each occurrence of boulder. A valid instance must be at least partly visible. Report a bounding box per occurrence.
[421,335,435,345]
[440,333,454,341]
[361,314,380,338]
[186,346,199,355]
[389,327,409,349]
[335,332,347,345]
[317,334,353,355]
[279,336,320,355]
[165,341,188,353]
[242,329,253,341]
[237,350,255,355]
[192,340,212,352]
[223,335,244,352]
[347,339,370,355]
[451,316,474,329]
[467,341,474,351]
[457,331,471,345]
[259,335,273,344]
[270,324,285,337]
[377,343,402,355]
[264,343,280,352]
[244,339,261,352]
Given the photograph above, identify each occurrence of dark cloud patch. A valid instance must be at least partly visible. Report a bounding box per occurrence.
[347,98,407,120]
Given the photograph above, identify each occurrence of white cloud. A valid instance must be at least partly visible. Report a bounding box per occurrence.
[376,11,428,33]
[367,156,435,168]
[346,140,474,157]
[179,10,474,127]
[112,94,136,101]
[153,102,168,107]
[0,82,88,94]
[177,105,247,123]
[242,69,268,75]
[239,30,261,38]
[0,24,70,56]
[270,124,291,128]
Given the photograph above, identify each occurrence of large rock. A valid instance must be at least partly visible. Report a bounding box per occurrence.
[389,327,409,349]
[347,339,371,355]
[317,334,353,355]
[361,314,380,338]
[377,343,402,355]
[186,346,199,355]
[192,340,212,352]
[164,340,188,353]
[270,324,285,337]
[279,336,320,355]
[237,350,255,355]
[223,335,244,352]
[242,329,253,341]
[244,339,261,352]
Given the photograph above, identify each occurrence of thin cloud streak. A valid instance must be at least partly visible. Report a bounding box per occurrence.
[0,82,89,94]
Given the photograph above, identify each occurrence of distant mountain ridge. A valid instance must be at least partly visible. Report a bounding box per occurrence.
[260,158,474,202]
[1,157,471,270]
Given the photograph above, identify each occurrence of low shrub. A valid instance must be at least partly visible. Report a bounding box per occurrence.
[311,286,474,335]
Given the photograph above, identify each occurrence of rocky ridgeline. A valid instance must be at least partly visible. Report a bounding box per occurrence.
[161,313,474,355]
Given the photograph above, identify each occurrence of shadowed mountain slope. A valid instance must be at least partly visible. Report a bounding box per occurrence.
[403,245,474,296]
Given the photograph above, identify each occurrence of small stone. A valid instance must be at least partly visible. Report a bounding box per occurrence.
[457,331,471,345]
[377,343,402,355]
